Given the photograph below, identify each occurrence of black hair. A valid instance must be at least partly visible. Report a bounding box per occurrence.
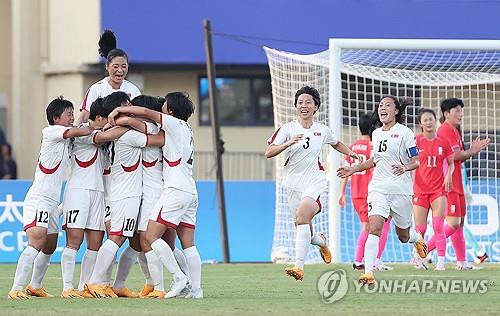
[131,95,163,112]
[165,92,195,121]
[3,143,11,157]
[46,96,74,125]
[294,86,321,109]
[417,107,436,123]
[102,91,130,116]
[372,95,411,126]
[439,98,464,123]
[358,112,373,136]
[98,29,128,64]
[89,97,104,121]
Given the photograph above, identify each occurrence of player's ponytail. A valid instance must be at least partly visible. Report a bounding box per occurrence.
[396,97,412,124]
[98,29,128,64]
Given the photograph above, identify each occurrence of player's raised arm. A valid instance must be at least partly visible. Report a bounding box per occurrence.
[453,136,490,161]
[93,126,130,144]
[337,157,374,178]
[63,125,94,139]
[265,134,303,158]
[146,130,165,147]
[115,116,149,134]
[330,140,358,160]
[108,106,161,126]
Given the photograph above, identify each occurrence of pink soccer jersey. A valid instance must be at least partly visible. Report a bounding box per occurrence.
[346,138,372,199]
[437,122,464,194]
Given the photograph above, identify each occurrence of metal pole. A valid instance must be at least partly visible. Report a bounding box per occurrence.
[203,19,230,263]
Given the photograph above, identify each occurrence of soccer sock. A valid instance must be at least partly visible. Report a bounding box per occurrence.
[173,247,191,278]
[137,251,153,285]
[30,251,52,289]
[310,233,326,247]
[377,219,391,258]
[104,259,114,284]
[113,246,138,289]
[407,228,421,243]
[437,256,445,266]
[450,226,466,262]
[427,224,456,252]
[364,234,379,273]
[432,217,446,257]
[354,230,369,264]
[89,240,119,284]
[61,248,77,291]
[78,249,97,291]
[416,224,427,238]
[184,246,202,291]
[11,246,39,292]
[151,239,184,280]
[294,224,311,270]
[145,250,164,291]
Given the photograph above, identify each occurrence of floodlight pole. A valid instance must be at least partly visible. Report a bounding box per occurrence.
[203,19,230,263]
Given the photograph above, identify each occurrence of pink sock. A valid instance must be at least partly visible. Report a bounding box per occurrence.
[432,217,446,257]
[450,226,466,262]
[427,224,456,252]
[416,224,427,237]
[377,218,391,259]
[355,230,369,263]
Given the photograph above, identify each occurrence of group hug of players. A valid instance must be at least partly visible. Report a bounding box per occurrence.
[9,30,202,299]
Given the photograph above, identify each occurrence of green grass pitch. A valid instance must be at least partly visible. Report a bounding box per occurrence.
[0,263,498,315]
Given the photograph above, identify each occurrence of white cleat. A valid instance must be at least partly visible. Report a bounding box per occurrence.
[434,263,446,271]
[165,276,190,298]
[456,263,483,270]
[374,263,394,271]
[184,288,203,299]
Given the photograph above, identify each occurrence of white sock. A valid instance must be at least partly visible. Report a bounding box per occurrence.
[310,233,326,247]
[364,234,379,273]
[61,248,77,291]
[89,240,119,284]
[408,228,421,243]
[173,248,190,278]
[151,239,184,279]
[104,258,115,284]
[295,224,311,270]
[184,246,201,290]
[113,246,138,289]
[137,252,153,285]
[437,256,445,266]
[11,246,39,291]
[30,252,52,289]
[78,249,97,291]
[145,250,164,291]
[375,257,382,266]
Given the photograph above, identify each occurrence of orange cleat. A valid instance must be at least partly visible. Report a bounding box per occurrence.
[112,287,139,298]
[285,266,304,281]
[8,290,31,299]
[358,272,375,285]
[139,284,155,298]
[25,284,54,298]
[61,288,83,298]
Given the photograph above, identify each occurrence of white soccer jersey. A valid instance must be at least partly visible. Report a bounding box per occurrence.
[142,121,163,197]
[81,77,141,112]
[107,130,147,201]
[159,114,196,194]
[369,123,416,195]
[65,124,105,191]
[267,120,338,191]
[24,125,72,203]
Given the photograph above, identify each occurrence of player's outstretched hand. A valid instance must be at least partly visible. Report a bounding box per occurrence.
[108,109,119,126]
[286,134,304,147]
[391,164,406,176]
[349,152,359,161]
[470,137,490,155]
[337,166,354,178]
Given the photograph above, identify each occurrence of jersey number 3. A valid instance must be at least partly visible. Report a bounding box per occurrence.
[303,137,310,149]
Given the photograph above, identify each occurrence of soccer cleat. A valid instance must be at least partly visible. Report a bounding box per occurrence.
[145,290,166,298]
[79,288,94,298]
[25,285,54,298]
[317,233,332,264]
[352,263,365,271]
[358,272,375,285]
[456,263,483,271]
[284,266,304,281]
[434,264,445,271]
[184,288,204,299]
[112,287,139,298]
[414,237,428,259]
[85,283,117,298]
[8,290,31,299]
[374,263,394,271]
[165,276,190,298]
[61,288,83,298]
[139,284,155,298]
[474,253,489,264]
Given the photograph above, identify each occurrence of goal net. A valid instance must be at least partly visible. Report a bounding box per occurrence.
[264,40,500,263]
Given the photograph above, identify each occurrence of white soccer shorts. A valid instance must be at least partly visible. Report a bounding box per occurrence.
[109,196,141,237]
[367,191,413,229]
[150,188,198,229]
[137,192,161,232]
[62,188,105,231]
[23,196,59,233]
[287,186,326,222]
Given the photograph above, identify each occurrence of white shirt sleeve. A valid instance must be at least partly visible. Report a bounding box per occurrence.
[122,130,148,148]
[44,125,71,142]
[403,127,417,158]
[81,84,100,112]
[323,126,338,145]
[267,124,289,145]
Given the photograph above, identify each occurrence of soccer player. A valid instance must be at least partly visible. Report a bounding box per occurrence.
[266,86,357,281]
[78,29,140,124]
[337,95,427,285]
[412,108,454,271]
[107,92,202,299]
[338,112,393,271]
[426,98,490,270]
[8,97,93,299]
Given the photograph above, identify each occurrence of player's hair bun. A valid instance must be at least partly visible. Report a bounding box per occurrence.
[98,29,117,58]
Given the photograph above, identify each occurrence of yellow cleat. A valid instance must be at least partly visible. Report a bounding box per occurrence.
[285,266,304,281]
[79,288,94,298]
[139,284,155,298]
[318,234,332,264]
[112,287,139,298]
[145,290,166,298]
[85,283,117,298]
[25,284,54,298]
[61,288,83,298]
[8,290,31,299]
[414,237,428,259]
[358,272,375,285]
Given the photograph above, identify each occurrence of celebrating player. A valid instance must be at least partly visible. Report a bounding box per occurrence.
[337,95,427,285]
[266,86,357,281]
